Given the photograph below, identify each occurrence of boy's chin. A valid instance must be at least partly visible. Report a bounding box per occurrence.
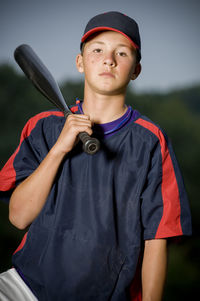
[97,87,127,96]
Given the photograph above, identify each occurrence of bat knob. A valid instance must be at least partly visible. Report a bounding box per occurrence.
[79,132,100,155]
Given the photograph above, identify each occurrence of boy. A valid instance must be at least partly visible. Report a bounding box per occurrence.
[0,11,192,301]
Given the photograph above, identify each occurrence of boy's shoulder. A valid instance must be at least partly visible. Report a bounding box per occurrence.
[131,110,168,145]
[19,109,65,140]
[27,104,80,125]
[19,103,81,140]
[135,112,166,134]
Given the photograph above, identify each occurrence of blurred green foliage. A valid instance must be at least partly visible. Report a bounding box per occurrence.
[0,64,199,300]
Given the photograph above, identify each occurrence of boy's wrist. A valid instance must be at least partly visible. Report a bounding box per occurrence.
[49,143,69,160]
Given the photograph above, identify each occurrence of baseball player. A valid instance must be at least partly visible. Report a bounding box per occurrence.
[0,11,192,301]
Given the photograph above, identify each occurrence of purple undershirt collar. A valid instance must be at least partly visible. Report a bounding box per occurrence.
[77,100,140,138]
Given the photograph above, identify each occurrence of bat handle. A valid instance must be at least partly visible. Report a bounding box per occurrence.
[78,132,100,155]
[64,111,100,155]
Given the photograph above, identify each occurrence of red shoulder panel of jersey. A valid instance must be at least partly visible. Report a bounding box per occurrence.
[0,111,64,192]
[135,118,183,238]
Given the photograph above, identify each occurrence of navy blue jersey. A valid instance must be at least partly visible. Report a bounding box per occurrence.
[0,104,192,301]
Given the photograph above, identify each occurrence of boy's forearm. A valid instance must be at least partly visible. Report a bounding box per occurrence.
[142,239,167,301]
[9,146,66,229]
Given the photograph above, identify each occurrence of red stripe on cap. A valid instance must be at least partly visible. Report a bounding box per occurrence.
[81,27,139,50]
[13,232,28,255]
[135,118,183,238]
[0,111,64,192]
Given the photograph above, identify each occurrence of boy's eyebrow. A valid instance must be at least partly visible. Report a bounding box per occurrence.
[89,41,104,45]
[117,43,133,49]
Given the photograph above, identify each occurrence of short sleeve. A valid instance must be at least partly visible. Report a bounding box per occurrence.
[0,111,64,203]
[139,125,192,240]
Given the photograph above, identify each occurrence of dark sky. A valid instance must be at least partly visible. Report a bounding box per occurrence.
[1,0,200,92]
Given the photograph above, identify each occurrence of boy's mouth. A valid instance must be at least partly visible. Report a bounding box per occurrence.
[99,72,115,78]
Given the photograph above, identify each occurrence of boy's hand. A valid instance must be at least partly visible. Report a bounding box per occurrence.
[53,114,93,155]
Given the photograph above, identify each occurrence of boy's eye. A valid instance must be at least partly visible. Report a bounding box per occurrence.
[93,48,102,53]
[117,52,127,57]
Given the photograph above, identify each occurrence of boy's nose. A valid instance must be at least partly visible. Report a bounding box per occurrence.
[103,53,116,67]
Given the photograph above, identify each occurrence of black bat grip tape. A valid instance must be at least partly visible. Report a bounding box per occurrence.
[64,111,100,155]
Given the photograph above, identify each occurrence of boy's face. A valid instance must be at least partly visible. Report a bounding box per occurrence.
[76,31,141,96]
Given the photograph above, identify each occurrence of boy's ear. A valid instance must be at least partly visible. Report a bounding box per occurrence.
[131,63,142,80]
[76,54,84,73]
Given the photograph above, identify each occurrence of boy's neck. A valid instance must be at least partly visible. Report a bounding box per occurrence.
[82,92,127,124]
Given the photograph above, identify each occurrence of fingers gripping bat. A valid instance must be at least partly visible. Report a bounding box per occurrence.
[14,44,100,155]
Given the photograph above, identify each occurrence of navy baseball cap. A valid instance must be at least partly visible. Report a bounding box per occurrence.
[81,11,141,60]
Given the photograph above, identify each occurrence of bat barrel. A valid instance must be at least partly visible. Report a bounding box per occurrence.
[14,44,69,113]
[14,44,100,155]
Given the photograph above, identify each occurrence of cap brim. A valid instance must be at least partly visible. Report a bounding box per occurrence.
[81,26,139,50]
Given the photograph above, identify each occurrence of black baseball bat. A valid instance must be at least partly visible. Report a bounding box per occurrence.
[14,44,100,155]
